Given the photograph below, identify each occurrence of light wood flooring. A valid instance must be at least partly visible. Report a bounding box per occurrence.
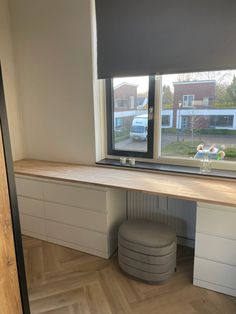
[22,236,236,314]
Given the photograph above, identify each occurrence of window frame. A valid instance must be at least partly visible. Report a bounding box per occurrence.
[183,94,194,107]
[106,76,155,158]
[103,74,236,172]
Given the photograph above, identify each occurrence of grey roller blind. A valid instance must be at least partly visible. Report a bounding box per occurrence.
[95,0,236,79]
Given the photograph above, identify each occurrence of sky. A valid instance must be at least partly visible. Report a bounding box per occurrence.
[114,70,236,94]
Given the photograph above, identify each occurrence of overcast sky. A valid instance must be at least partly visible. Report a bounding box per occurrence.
[114,70,236,94]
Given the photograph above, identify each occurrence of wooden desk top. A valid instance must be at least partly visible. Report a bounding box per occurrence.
[14,159,236,207]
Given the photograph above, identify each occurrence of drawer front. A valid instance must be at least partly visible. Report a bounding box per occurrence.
[46,220,107,253]
[15,177,43,199]
[195,233,236,266]
[196,205,236,239]
[45,202,108,232]
[18,196,44,218]
[194,257,236,290]
[43,182,107,212]
[20,214,46,236]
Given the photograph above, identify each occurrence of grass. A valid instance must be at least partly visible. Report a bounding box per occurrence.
[162,141,200,157]
[162,128,236,136]
[224,147,236,158]
[162,141,236,160]
[114,128,130,143]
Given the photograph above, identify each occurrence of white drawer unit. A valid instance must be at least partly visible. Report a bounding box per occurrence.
[194,202,236,297]
[15,175,126,258]
[196,203,236,240]
[43,182,107,212]
[15,177,43,199]
[46,220,108,253]
[19,214,46,239]
[45,202,108,233]
[18,196,44,218]
[194,258,236,297]
[195,233,236,266]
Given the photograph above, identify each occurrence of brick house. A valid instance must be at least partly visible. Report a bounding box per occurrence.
[173,80,216,129]
[114,83,138,111]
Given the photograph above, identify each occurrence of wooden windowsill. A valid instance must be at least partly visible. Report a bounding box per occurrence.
[14,159,236,207]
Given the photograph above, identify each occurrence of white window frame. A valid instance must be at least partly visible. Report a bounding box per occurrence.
[183,94,194,107]
[102,75,236,172]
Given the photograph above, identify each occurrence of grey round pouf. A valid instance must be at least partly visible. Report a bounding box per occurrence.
[118,220,177,284]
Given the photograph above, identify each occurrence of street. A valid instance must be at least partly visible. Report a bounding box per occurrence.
[115,134,236,153]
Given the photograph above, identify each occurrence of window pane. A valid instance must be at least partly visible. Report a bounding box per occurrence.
[112,76,149,152]
[160,70,236,162]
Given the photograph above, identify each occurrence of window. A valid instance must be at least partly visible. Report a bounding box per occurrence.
[106,76,155,157]
[106,70,236,167]
[162,115,170,127]
[209,115,233,128]
[183,95,194,107]
[161,71,236,162]
[115,117,124,129]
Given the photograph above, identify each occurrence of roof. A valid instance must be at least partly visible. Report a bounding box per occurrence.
[114,82,138,89]
[173,80,216,85]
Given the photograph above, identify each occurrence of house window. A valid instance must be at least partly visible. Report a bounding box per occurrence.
[183,95,194,107]
[209,115,234,128]
[106,76,155,157]
[162,115,170,127]
[115,117,124,129]
[106,70,236,166]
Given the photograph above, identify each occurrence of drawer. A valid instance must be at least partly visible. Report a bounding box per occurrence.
[195,233,236,266]
[20,214,46,236]
[18,196,44,218]
[194,257,236,291]
[43,182,107,212]
[46,220,107,253]
[15,177,43,199]
[45,202,108,232]
[196,205,236,239]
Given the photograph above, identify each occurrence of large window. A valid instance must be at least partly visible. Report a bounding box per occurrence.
[106,76,155,157]
[160,70,236,162]
[106,70,236,166]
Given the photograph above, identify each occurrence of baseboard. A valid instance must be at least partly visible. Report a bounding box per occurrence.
[194,278,236,297]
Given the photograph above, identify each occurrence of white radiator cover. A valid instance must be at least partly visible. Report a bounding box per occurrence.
[127,192,196,248]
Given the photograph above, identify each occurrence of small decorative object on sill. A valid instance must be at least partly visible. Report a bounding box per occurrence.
[120,157,127,165]
[129,158,135,166]
[194,143,225,163]
[200,155,212,174]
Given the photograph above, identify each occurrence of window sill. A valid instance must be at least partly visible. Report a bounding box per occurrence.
[96,159,236,180]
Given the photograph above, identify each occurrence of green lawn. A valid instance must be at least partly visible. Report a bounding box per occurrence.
[162,141,236,160]
[114,128,130,143]
[162,141,199,157]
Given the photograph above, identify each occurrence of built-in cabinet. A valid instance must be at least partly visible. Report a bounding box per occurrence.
[194,202,236,297]
[15,173,236,297]
[15,175,127,258]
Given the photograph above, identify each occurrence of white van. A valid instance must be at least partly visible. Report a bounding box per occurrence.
[130,114,148,141]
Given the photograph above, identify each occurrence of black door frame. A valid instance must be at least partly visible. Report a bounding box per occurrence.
[0,65,30,313]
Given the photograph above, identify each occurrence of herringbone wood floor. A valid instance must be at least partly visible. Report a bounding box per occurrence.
[22,236,236,314]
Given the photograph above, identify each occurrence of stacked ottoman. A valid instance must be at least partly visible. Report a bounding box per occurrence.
[118,220,177,283]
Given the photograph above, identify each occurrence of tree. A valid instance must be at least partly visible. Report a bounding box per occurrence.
[162,85,173,104]
[216,83,230,104]
[177,71,232,84]
[227,75,236,103]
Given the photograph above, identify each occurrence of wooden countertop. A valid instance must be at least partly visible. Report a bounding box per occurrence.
[14,159,236,207]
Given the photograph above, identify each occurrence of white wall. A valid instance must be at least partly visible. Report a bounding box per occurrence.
[9,0,96,164]
[0,0,24,160]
